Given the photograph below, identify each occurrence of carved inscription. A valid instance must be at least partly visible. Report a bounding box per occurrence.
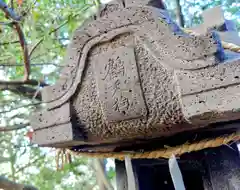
[93,46,147,122]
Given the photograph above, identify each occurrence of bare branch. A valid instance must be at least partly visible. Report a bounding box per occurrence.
[29,5,91,57]
[0,99,20,105]
[29,19,71,58]
[0,62,63,67]
[3,113,27,122]
[0,123,29,132]
[0,80,46,100]
[29,43,67,61]
[0,102,41,114]
[29,39,44,58]
[0,79,47,86]
[0,176,38,190]
[21,0,38,18]
[0,40,19,46]
[0,1,31,81]
[15,154,46,174]
[0,21,13,26]
[0,82,44,113]
[0,84,42,100]
[0,38,68,46]
[13,22,30,81]
[0,0,21,21]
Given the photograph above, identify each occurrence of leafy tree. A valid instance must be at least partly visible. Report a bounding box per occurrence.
[0,0,107,189]
[165,0,240,28]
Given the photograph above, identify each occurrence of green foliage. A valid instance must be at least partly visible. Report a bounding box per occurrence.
[107,166,116,180]
[164,0,240,28]
[0,0,100,189]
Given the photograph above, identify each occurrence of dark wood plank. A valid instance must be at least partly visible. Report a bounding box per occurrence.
[115,144,240,190]
[202,144,240,190]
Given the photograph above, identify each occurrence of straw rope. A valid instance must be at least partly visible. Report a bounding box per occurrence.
[221,41,240,53]
[61,133,240,160]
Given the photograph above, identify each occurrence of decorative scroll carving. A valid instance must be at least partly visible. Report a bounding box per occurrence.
[41,5,221,110]
[30,0,240,151]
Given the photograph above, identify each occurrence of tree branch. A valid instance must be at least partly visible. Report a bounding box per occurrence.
[0,84,42,100]
[93,159,114,190]
[0,79,47,86]
[29,5,91,58]
[0,0,20,21]
[0,123,29,132]
[0,38,69,46]
[0,0,31,82]
[0,176,38,190]
[0,21,14,26]
[15,154,46,174]
[0,40,19,46]
[0,99,19,106]
[29,17,73,58]
[2,113,27,122]
[175,0,184,27]
[13,22,30,81]
[0,102,41,114]
[29,39,44,58]
[0,79,48,102]
[0,63,63,67]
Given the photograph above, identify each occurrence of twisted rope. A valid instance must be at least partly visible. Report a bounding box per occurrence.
[221,41,240,53]
[65,133,239,160]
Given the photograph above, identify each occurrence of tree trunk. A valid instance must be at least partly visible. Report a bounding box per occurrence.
[175,0,185,27]
[97,160,107,190]
[94,159,113,190]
